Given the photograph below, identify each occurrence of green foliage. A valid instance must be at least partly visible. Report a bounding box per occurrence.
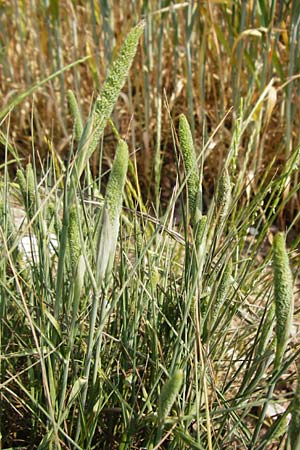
[2,124,300,449]
[288,367,300,449]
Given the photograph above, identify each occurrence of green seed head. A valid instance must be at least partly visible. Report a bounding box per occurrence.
[16,168,27,200]
[212,258,232,322]
[69,22,144,205]
[68,205,81,269]
[96,140,129,283]
[178,114,200,224]
[90,21,145,158]
[105,140,129,225]
[17,164,35,218]
[273,232,294,368]
[215,168,231,219]
[67,89,83,141]
[94,21,145,129]
[195,215,207,250]
[158,369,183,424]
[26,163,35,199]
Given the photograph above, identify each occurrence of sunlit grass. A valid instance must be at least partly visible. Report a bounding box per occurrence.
[1,3,300,449]
[1,90,300,450]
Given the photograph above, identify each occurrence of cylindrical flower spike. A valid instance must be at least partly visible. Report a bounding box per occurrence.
[67,89,83,141]
[178,114,201,225]
[69,22,144,205]
[215,167,231,221]
[212,259,232,323]
[273,232,294,368]
[17,163,35,219]
[68,205,81,270]
[96,139,129,283]
[158,369,183,425]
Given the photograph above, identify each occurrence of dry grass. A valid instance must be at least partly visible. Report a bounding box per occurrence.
[1,1,299,210]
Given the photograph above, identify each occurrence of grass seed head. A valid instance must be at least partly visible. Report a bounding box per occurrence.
[69,22,144,203]
[67,89,83,141]
[17,164,35,218]
[195,215,207,251]
[215,167,231,220]
[105,139,129,225]
[96,139,129,283]
[158,369,183,425]
[16,168,27,200]
[178,114,200,225]
[212,258,232,323]
[273,232,294,368]
[94,21,145,132]
[68,205,81,269]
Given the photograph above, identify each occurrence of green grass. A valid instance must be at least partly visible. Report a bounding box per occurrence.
[1,5,300,450]
[2,108,299,449]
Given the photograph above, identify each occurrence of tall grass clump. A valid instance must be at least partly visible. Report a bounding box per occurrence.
[55,21,144,320]
[2,6,300,450]
[2,100,300,450]
[2,106,300,450]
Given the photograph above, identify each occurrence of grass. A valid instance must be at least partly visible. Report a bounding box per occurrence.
[2,105,299,448]
[1,1,300,200]
[1,2,300,449]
